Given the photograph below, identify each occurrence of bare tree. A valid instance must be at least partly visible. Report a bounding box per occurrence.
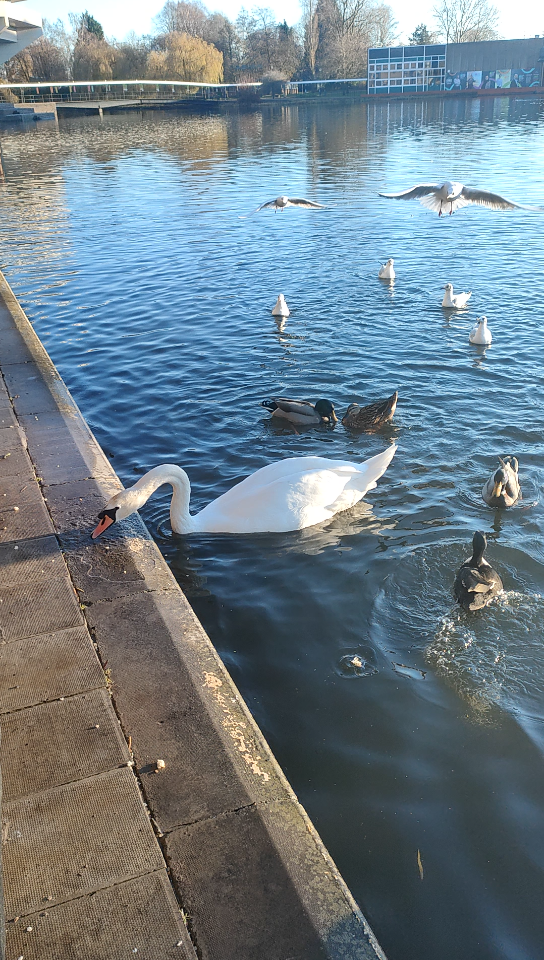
[433,0,499,42]
[301,0,319,76]
[154,1,208,38]
[315,0,396,78]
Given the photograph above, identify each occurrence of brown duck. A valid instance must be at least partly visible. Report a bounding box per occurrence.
[454,531,503,611]
[342,391,398,431]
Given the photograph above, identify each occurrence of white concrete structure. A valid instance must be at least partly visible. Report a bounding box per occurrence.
[0,1,42,67]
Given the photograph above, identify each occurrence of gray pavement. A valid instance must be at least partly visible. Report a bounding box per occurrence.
[0,269,387,960]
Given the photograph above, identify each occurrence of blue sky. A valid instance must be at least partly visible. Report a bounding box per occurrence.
[21,0,544,42]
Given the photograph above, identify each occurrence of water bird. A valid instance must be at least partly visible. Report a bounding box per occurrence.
[442,283,471,309]
[342,391,398,431]
[379,180,534,216]
[240,196,325,217]
[378,258,395,279]
[271,294,290,317]
[261,398,337,425]
[482,457,521,508]
[91,448,397,537]
[454,531,503,611]
[469,316,492,345]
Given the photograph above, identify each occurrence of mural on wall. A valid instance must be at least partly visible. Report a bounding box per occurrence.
[495,69,511,88]
[467,71,482,89]
[446,65,540,90]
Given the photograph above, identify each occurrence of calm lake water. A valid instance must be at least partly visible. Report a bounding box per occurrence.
[2,97,544,960]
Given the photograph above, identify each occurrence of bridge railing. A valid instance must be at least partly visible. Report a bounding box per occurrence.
[0,77,367,104]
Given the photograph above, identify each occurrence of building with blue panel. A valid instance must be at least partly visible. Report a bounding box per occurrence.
[368,37,544,94]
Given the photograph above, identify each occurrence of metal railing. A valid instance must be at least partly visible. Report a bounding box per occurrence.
[0,77,368,105]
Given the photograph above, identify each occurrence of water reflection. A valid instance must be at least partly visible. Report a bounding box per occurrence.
[2,99,544,960]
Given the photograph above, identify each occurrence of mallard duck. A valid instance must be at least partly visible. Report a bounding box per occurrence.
[379,180,535,216]
[261,398,337,425]
[442,283,471,308]
[342,391,398,431]
[469,317,492,345]
[454,531,503,611]
[91,447,397,537]
[271,295,290,317]
[482,457,521,507]
[378,259,395,280]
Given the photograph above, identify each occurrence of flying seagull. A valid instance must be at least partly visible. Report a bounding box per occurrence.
[379,180,540,216]
[240,195,325,218]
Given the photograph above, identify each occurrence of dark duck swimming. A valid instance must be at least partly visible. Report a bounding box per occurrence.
[454,531,503,611]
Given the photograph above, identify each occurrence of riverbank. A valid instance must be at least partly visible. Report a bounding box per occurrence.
[0,268,385,959]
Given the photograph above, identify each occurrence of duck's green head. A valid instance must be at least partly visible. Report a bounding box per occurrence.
[314,399,338,423]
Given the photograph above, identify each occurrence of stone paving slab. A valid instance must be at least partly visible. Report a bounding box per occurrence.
[0,323,35,365]
[59,524,177,602]
[0,425,34,481]
[0,535,66,587]
[5,872,196,960]
[1,361,63,417]
[86,589,290,831]
[1,689,130,801]
[43,476,123,534]
[3,767,166,919]
[0,577,83,643]
[19,411,113,485]
[167,798,379,960]
[0,626,105,713]
[0,408,17,429]
[0,475,53,542]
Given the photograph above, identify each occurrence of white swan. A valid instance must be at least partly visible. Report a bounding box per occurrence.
[272,294,290,317]
[378,259,395,280]
[469,316,492,345]
[379,180,536,216]
[442,283,471,309]
[91,447,397,538]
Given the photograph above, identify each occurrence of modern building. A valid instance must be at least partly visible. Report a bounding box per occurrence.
[368,37,544,94]
[0,0,42,67]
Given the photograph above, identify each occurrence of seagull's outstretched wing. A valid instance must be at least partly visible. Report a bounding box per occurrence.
[379,184,439,200]
[460,186,521,210]
[238,199,279,219]
[287,197,325,208]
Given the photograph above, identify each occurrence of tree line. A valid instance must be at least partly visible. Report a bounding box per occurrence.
[2,0,501,87]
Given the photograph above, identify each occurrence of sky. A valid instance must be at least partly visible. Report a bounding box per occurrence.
[19,0,544,43]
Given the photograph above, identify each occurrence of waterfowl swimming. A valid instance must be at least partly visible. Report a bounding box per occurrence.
[378,259,395,280]
[442,283,471,309]
[91,447,397,537]
[342,391,398,431]
[262,398,337,425]
[379,180,533,216]
[454,531,503,611]
[482,457,521,507]
[469,316,492,345]
[272,294,290,317]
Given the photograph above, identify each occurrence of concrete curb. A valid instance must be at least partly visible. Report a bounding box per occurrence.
[0,269,387,960]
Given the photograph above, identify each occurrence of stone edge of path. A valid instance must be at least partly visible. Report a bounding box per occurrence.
[0,268,387,960]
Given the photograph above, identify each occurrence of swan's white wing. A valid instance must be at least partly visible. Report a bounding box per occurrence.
[286,198,325,208]
[195,447,397,534]
[379,184,439,200]
[460,187,521,210]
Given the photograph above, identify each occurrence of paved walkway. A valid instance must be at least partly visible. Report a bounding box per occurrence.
[0,271,386,960]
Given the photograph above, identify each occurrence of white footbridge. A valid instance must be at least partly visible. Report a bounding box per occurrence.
[0,0,42,66]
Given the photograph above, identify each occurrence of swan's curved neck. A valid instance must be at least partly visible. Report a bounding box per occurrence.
[132,465,196,534]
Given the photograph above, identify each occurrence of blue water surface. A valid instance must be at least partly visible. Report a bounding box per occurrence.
[2,95,544,960]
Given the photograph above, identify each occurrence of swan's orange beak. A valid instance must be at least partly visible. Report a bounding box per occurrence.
[91,512,115,539]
